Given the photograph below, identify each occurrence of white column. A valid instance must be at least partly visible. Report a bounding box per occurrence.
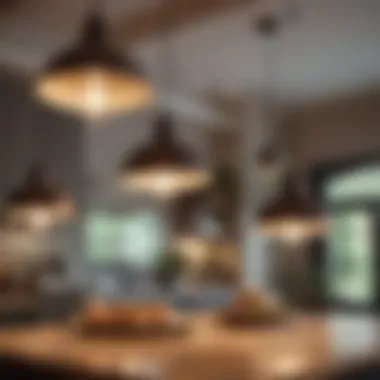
[67,118,92,292]
[240,91,271,290]
[245,225,271,291]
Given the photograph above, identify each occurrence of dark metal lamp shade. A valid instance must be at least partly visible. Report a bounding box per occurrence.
[120,114,211,199]
[34,12,154,118]
[259,176,325,243]
[6,166,75,230]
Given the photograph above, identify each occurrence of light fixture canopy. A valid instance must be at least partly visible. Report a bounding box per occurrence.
[35,10,154,118]
[259,175,325,243]
[120,114,211,199]
[6,165,75,230]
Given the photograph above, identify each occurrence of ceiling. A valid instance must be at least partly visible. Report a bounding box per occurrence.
[1,0,379,209]
[0,0,379,106]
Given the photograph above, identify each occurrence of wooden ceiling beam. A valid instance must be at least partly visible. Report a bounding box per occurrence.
[112,0,254,45]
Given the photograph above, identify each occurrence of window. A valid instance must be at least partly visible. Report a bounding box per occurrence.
[85,211,166,270]
[326,211,375,305]
[323,164,380,306]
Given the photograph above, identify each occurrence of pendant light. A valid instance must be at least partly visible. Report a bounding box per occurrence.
[0,215,32,255]
[259,174,325,244]
[34,1,154,119]
[120,113,210,199]
[6,165,75,230]
[257,141,286,189]
[119,0,211,199]
[253,11,325,244]
[0,214,50,265]
[172,190,224,247]
[171,194,214,275]
[171,190,238,284]
[170,140,241,279]
[5,93,76,230]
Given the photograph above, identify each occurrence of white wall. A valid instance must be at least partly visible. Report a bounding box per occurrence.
[0,70,85,273]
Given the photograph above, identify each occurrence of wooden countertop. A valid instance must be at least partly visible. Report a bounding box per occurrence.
[0,314,331,379]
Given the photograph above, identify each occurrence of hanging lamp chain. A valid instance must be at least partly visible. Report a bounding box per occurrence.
[153,0,178,136]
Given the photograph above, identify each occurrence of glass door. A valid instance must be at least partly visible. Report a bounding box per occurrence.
[326,210,376,309]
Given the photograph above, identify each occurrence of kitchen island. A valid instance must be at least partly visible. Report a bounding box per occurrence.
[0,313,331,380]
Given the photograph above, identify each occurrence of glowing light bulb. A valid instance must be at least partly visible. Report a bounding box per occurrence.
[26,207,53,230]
[152,173,177,197]
[281,221,306,245]
[85,68,107,118]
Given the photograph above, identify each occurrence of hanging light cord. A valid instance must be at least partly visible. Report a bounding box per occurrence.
[254,10,282,151]
[160,0,177,94]
[255,2,300,156]
[26,97,39,174]
[90,0,104,16]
